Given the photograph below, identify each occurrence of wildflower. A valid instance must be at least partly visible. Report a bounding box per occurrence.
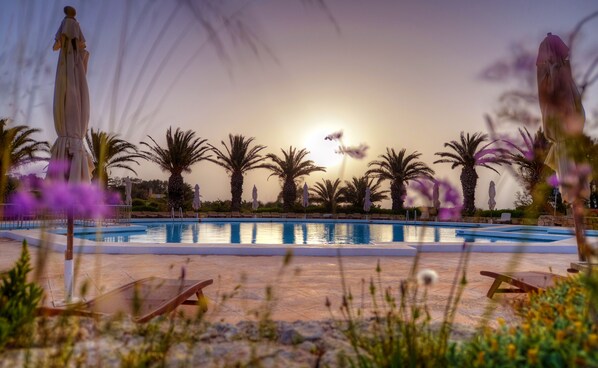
[416,269,438,286]
[527,347,539,365]
[336,144,369,159]
[497,317,506,327]
[491,338,498,351]
[475,351,485,366]
[547,174,560,187]
[556,330,566,343]
[8,180,119,219]
[507,343,517,359]
[588,334,598,347]
[324,131,343,141]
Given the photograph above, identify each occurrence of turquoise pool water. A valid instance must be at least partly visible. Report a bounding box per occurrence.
[74,221,557,245]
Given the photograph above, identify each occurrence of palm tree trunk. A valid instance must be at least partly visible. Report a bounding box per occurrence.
[168,173,185,210]
[390,181,405,212]
[460,166,478,216]
[231,171,244,212]
[282,179,296,212]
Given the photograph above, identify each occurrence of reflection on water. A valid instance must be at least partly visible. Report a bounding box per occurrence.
[79,221,539,245]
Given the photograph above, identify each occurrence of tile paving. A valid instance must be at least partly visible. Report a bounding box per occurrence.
[0,237,578,327]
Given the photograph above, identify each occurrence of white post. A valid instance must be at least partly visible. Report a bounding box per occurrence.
[64,259,74,302]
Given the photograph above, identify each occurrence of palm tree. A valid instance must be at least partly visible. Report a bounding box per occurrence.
[85,128,143,186]
[434,132,506,215]
[310,178,343,213]
[0,118,49,179]
[340,175,389,211]
[208,134,268,212]
[367,148,434,212]
[263,146,326,212]
[505,127,553,214]
[140,127,210,210]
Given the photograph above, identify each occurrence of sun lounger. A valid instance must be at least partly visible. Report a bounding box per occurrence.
[480,271,566,298]
[38,277,213,323]
[495,212,512,224]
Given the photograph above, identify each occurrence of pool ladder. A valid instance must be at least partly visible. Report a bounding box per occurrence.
[171,207,184,220]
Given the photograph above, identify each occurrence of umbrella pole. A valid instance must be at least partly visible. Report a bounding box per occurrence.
[65,213,74,302]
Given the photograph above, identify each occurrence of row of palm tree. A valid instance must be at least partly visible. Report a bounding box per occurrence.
[5,118,592,215]
[136,128,506,215]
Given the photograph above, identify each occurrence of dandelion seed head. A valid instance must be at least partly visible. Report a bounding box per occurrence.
[416,268,438,286]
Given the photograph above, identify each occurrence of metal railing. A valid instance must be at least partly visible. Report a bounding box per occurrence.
[0,204,132,230]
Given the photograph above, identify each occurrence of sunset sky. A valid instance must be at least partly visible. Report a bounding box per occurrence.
[2,0,597,209]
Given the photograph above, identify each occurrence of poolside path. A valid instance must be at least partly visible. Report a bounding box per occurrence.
[0,237,577,328]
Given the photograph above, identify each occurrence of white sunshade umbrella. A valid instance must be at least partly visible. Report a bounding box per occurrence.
[193,184,201,211]
[302,183,309,208]
[488,181,496,211]
[125,177,132,206]
[363,187,372,213]
[47,6,93,303]
[252,185,259,211]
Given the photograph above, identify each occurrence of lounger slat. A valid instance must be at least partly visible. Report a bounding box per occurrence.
[41,277,213,323]
[480,271,566,299]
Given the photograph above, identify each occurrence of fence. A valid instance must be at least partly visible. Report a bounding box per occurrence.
[0,204,132,230]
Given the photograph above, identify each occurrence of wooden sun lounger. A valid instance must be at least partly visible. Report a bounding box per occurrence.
[480,271,566,298]
[38,277,213,323]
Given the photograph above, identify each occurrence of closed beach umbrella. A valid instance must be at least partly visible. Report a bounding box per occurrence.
[125,177,132,206]
[363,187,372,212]
[488,181,496,211]
[537,33,585,202]
[193,184,201,211]
[432,181,440,211]
[47,6,92,302]
[537,32,587,260]
[302,183,309,208]
[252,185,259,211]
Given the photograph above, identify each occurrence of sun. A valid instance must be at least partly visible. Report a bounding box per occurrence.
[303,127,344,168]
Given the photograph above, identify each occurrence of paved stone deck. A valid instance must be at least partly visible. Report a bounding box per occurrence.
[0,237,578,327]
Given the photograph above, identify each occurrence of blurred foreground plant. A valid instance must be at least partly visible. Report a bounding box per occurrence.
[457,276,598,367]
[0,241,43,351]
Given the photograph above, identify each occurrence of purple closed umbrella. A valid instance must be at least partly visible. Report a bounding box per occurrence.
[193,184,201,211]
[537,32,588,260]
[488,181,496,211]
[537,33,585,202]
[363,187,372,213]
[252,185,259,211]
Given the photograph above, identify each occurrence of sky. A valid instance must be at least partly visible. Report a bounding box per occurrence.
[2,0,598,209]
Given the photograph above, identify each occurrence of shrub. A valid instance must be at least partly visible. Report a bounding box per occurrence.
[0,241,43,350]
[454,276,598,367]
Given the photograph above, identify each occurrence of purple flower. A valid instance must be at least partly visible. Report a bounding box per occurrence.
[336,144,369,159]
[324,131,343,141]
[547,174,560,187]
[7,180,120,219]
[439,207,462,221]
[407,178,462,220]
[47,159,70,180]
[6,191,38,217]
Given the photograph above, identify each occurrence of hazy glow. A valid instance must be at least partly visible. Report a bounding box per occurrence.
[303,123,345,168]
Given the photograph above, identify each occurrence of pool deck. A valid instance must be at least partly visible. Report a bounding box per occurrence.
[0,237,580,327]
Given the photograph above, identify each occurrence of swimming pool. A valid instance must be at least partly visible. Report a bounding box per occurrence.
[74,220,558,245]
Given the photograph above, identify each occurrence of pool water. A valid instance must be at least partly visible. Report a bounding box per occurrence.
[74,221,553,245]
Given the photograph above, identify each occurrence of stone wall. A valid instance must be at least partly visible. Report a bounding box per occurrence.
[537,215,598,230]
